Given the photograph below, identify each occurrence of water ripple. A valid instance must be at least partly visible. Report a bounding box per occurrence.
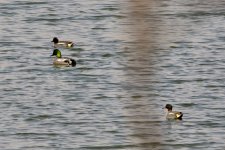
[1,0,225,149]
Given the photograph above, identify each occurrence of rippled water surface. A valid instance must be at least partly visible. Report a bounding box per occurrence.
[1,0,225,149]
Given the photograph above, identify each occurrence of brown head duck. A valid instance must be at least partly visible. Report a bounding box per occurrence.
[52,37,74,48]
[164,104,183,120]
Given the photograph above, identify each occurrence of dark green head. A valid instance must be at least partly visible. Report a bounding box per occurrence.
[51,49,62,58]
[165,104,173,111]
[52,37,59,44]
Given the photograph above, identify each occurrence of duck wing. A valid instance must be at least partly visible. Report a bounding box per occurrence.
[58,41,74,47]
[167,111,183,120]
[174,111,183,119]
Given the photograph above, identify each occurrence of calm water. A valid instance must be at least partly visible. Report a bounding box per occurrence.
[1,0,225,149]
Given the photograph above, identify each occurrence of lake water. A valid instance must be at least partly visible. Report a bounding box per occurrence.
[1,0,225,149]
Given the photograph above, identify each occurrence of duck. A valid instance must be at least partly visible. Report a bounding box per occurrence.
[51,37,74,48]
[164,104,183,120]
[51,49,76,67]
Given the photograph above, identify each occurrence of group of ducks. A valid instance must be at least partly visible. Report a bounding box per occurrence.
[51,38,183,120]
[51,37,76,67]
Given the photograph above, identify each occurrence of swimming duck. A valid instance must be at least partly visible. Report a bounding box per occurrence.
[164,104,183,120]
[51,49,76,67]
[51,37,74,48]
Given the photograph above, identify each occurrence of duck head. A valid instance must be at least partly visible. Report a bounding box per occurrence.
[52,37,59,44]
[51,49,62,58]
[165,104,173,111]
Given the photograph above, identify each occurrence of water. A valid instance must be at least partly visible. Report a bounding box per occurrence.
[1,0,225,149]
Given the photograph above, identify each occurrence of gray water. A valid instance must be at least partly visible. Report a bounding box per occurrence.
[1,0,225,149]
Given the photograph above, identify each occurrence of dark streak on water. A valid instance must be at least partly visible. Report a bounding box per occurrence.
[1,0,225,150]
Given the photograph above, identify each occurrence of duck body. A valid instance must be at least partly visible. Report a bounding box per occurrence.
[52,37,74,48]
[53,57,76,67]
[51,49,76,67]
[166,111,183,120]
[164,104,183,120]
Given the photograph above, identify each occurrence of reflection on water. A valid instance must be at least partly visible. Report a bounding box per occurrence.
[121,0,163,149]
